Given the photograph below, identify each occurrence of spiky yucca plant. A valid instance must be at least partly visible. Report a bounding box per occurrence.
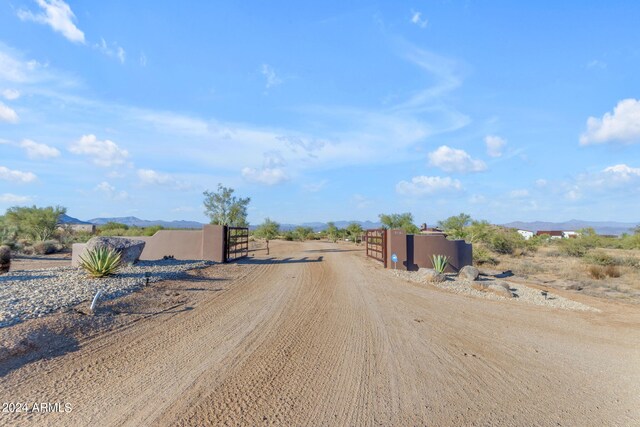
[432,254,449,274]
[79,247,122,278]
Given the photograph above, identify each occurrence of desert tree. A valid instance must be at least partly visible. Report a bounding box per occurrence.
[203,184,251,227]
[3,205,66,242]
[437,213,472,240]
[294,226,314,241]
[379,212,420,234]
[346,222,363,243]
[254,217,280,254]
[326,222,338,242]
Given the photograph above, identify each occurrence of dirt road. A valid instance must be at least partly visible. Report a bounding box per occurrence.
[2,241,639,426]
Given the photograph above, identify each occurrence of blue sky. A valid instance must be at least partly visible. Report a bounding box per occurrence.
[1,1,639,225]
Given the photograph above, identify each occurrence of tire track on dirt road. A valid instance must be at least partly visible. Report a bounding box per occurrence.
[2,240,639,426]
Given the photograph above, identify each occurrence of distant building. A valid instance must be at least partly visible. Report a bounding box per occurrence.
[517,229,534,240]
[419,223,444,235]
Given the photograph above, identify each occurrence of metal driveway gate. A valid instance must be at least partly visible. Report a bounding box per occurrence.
[365,229,387,268]
[225,226,249,262]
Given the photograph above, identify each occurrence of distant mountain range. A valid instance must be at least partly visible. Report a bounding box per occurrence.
[60,215,381,231]
[87,216,205,229]
[60,214,637,236]
[502,220,639,236]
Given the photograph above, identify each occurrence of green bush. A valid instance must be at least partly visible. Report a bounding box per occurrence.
[79,247,122,278]
[487,229,527,255]
[584,250,619,266]
[558,239,589,257]
[473,245,498,265]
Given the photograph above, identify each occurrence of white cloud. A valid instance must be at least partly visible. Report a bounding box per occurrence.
[469,194,486,204]
[20,139,61,159]
[94,181,129,200]
[303,180,328,192]
[428,145,487,173]
[580,99,640,145]
[2,89,20,100]
[0,193,31,203]
[603,164,640,181]
[485,135,506,157]
[94,39,126,64]
[586,59,607,69]
[509,189,529,198]
[117,47,126,64]
[261,64,282,89]
[69,134,129,167]
[396,176,462,196]
[17,0,85,44]
[241,167,289,186]
[410,11,428,28]
[0,166,37,183]
[351,194,373,209]
[0,101,19,123]
[137,169,189,190]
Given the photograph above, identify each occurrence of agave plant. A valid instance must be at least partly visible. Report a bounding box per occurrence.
[79,247,122,278]
[432,254,449,274]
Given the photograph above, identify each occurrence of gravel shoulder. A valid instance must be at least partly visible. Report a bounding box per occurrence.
[0,259,212,328]
[1,241,639,426]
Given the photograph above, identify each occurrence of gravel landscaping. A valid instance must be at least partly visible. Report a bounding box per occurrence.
[390,269,599,312]
[0,259,213,328]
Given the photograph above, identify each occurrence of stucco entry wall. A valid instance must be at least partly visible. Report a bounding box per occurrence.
[72,225,227,266]
[384,228,472,273]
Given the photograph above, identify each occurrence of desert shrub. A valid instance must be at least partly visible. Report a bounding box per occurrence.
[558,239,589,257]
[78,247,122,278]
[473,245,498,265]
[514,260,544,276]
[32,240,61,255]
[141,225,164,236]
[621,257,640,268]
[605,265,621,278]
[587,264,622,279]
[620,233,640,250]
[99,222,130,231]
[488,229,527,255]
[587,265,606,279]
[0,245,10,263]
[99,227,128,237]
[584,250,620,266]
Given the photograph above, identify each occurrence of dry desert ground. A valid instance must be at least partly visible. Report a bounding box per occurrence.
[1,240,639,426]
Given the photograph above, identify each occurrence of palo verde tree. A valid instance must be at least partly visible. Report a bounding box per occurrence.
[203,184,251,227]
[254,217,280,254]
[346,222,363,243]
[437,213,472,240]
[379,212,420,234]
[326,222,339,243]
[3,205,66,242]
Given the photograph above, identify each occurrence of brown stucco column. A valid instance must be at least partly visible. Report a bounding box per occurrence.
[202,224,226,263]
[387,229,407,270]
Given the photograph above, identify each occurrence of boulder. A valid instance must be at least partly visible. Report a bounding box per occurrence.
[459,265,479,281]
[471,280,513,298]
[84,237,145,265]
[0,245,10,274]
[488,282,513,298]
[417,268,447,283]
